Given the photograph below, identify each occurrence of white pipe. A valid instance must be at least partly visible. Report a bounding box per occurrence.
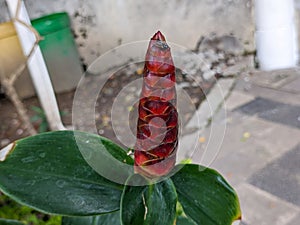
[6,0,66,131]
[255,0,298,70]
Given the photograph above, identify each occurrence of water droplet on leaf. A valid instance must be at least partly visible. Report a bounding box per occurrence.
[21,156,37,163]
[56,180,67,188]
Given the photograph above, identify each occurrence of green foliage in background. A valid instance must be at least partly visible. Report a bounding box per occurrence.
[30,106,67,133]
[0,193,61,225]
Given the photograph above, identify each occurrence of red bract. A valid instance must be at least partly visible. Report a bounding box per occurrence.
[134,31,178,178]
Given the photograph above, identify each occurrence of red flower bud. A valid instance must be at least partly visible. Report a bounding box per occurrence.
[134,31,178,178]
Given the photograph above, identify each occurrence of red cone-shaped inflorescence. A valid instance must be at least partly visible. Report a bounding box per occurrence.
[134,31,178,178]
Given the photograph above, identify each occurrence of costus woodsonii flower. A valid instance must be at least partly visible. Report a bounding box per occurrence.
[134,31,178,178]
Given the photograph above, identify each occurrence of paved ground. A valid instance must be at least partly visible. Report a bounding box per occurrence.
[184,68,300,224]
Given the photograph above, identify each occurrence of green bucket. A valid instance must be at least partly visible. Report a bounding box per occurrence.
[31,12,70,36]
[31,12,83,93]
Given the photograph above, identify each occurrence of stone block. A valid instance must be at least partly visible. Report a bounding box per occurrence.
[249,145,300,207]
[236,97,300,129]
[236,183,300,225]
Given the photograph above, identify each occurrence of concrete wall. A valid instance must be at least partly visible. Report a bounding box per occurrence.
[0,0,255,67]
[3,0,300,98]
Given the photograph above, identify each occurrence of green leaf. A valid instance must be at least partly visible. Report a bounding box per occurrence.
[176,216,196,225]
[38,121,49,133]
[0,131,133,216]
[73,131,134,184]
[30,115,41,123]
[0,219,25,225]
[30,106,44,114]
[121,175,177,225]
[171,164,241,225]
[62,211,121,225]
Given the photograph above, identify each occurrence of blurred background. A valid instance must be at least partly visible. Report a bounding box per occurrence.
[0,0,299,225]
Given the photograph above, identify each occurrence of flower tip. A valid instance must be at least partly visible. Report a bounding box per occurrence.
[152,31,166,41]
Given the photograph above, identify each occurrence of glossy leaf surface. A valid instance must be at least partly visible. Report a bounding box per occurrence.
[121,175,177,225]
[172,164,241,225]
[176,216,196,225]
[0,131,132,216]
